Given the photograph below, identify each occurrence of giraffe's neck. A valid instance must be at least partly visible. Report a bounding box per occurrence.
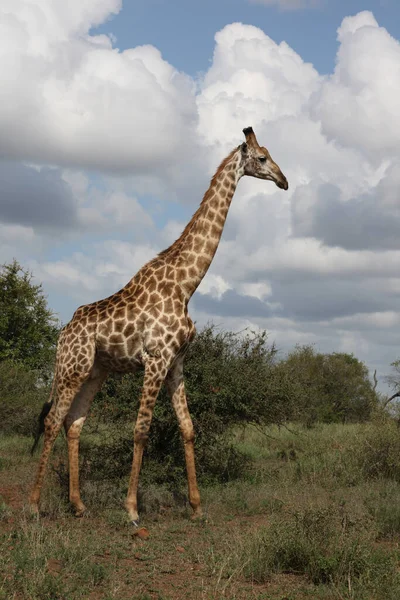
[162,147,243,300]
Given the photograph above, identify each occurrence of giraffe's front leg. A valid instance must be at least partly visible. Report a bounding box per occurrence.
[125,358,168,524]
[166,357,202,520]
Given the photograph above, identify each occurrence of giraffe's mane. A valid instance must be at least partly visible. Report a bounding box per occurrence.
[158,146,239,258]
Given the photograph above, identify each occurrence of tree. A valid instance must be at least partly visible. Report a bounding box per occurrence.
[274,345,378,424]
[0,260,59,377]
[386,360,400,395]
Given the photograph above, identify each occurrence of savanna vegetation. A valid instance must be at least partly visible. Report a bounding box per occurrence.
[1,260,400,599]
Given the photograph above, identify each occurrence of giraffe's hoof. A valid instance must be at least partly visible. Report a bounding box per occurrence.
[29,503,40,519]
[131,519,140,528]
[191,509,205,522]
[73,504,87,518]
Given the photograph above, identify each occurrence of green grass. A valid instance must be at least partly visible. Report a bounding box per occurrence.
[239,504,397,590]
[2,420,400,599]
[4,519,110,598]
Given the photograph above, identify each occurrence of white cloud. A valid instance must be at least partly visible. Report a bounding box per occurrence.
[238,282,272,300]
[0,223,39,266]
[0,160,155,240]
[291,161,400,250]
[330,312,400,330]
[78,189,154,232]
[0,0,198,175]
[0,163,78,230]
[197,22,319,150]
[198,274,232,299]
[1,0,122,45]
[30,240,158,307]
[312,11,400,160]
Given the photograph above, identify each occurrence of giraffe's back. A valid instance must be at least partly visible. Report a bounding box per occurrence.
[59,256,194,373]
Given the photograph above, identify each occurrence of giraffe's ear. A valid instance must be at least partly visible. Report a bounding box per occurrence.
[241,142,248,155]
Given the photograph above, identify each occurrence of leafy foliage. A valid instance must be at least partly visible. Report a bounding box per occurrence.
[273,345,378,425]
[356,416,400,482]
[0,260,59,378]
[386,360,400,409]
[0,360,49,435]
[241,503,396,591]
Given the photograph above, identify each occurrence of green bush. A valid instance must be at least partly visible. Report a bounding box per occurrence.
[357,417,400,481]
[274,345,378,425]
[0,260,59,379]
[0,360,49,435]
[364,481,400,539]
[241,503,397,591]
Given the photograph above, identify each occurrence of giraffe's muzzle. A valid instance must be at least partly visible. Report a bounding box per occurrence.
[277,177,289,190]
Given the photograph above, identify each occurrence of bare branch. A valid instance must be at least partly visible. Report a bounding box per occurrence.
[373,369,378,391]
[382,391,400,409]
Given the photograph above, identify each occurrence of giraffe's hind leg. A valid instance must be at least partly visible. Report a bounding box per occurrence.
[30,338,96,515]
[30,375,90,514]
[64,360,108,516]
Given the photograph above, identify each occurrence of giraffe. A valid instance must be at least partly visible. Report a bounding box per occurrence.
[30,127,288,525]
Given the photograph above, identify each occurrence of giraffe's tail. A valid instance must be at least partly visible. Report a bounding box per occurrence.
[31,330,65,455]
[30,358,59,455]
[30,399,54,455]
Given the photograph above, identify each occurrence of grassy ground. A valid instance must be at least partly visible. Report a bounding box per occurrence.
[1,421,400,599]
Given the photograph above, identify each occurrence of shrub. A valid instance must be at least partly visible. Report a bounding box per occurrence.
[0,260,59,380]
[364,481,400,539]
[241,503,397,592]
[356,417,400,482]
[274,345,378,425]
[0,360,49,435]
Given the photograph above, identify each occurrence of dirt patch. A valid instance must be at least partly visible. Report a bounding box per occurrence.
[0,484,25,510]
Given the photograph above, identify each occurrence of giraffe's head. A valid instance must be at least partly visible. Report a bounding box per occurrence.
[240,126,288,190]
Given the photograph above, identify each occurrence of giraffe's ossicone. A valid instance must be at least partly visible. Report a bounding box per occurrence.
[30,127,288,523]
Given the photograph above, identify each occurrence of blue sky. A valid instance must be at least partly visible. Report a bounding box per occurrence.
[96,0,400,76]
[1,0,400,391]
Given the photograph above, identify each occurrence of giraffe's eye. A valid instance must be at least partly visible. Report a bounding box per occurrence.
[258,157,267,163]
